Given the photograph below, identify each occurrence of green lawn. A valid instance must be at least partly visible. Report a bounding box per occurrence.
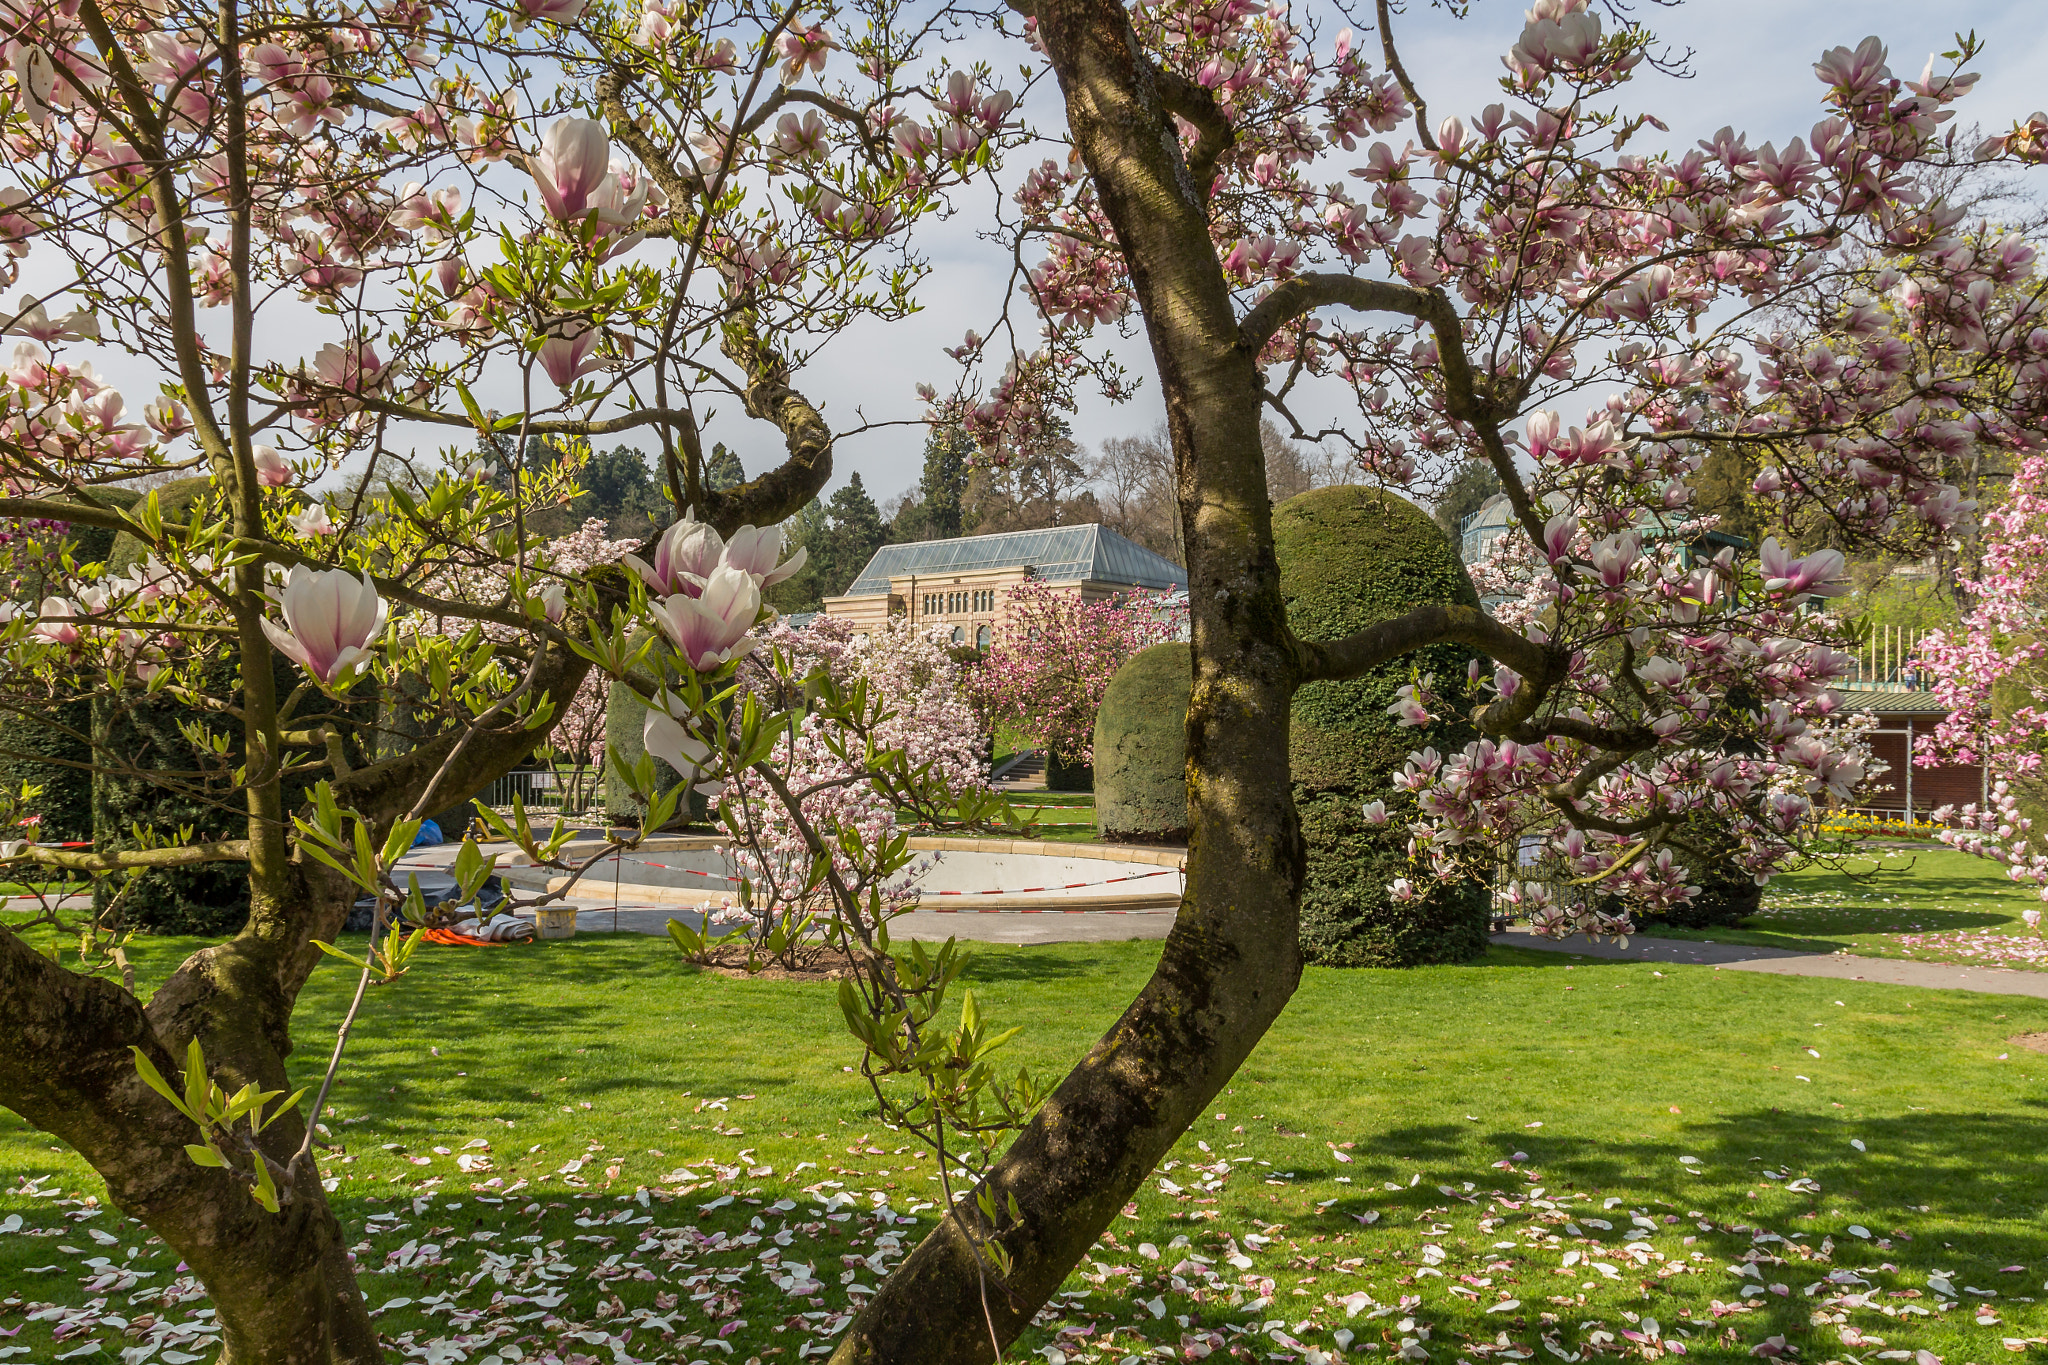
[1651,848,2048,971]
[4,927,2046,1363]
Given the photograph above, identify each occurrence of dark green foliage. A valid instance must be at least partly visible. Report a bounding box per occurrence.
[765,476,892,611]
[893,425,973,542]
[0,488,145,845]
[1,698,91,843]
[1431,460,1502,537]
[706,443,746,493]
[1276,485,1492,968]
[763,498,830,614]
[818,473,888,596]
[1045,754,1093,793]
[602,682,695,827]
[1094,642,1190,842]
[1691,445,1762,546]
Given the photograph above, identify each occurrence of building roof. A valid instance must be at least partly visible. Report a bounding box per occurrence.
[840,524,1188,597]
[1834,688,1946,715]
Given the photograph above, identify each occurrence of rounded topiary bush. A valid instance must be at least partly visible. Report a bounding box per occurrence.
[1094,642,1191,843]
[1276,485,1492,968]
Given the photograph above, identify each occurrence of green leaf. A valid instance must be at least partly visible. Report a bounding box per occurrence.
[183,1143,227,1168]
[130,1046,196,1121]
[183,1037,208,1129]
[311,939,370,971]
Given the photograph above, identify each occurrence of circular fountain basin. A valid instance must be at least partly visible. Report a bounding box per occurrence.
[498,835,1184,912]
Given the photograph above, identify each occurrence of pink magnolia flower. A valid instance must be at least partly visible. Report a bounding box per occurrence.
[647,565,760,670]
[3,295,97,342]
[290,503,335,537]
[722,523,809,587]
[1758,537,1848,598]
[33,596,79,645]
[642,703,724,795]
[538,321,603,389]
[1588,532,1641,589]
[1541,512,1577,564]
[530,119,613,221]
[311,340,385,395]
[260,565,386,686]
[511,0,587,30]
[625,510,725,596]
[251,444,292,487]
[774,25,836,84]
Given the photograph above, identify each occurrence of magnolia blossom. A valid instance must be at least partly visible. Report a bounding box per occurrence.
[774,24,835,84]
[1758,537,1849,598]
[528,119,650,225]
[510,0,587,31]
[290,503,336,536]
[642,701,724,795]
[625,511,805,597]
[647,565,760,670]
[3,295,97,341]
[537,321,602,389]
[624,512,724,596]
[260,565,386,686]
[251,444,291,487]
[32,596,78,645]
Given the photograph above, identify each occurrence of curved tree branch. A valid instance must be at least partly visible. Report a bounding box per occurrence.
[1291,601,1551,684]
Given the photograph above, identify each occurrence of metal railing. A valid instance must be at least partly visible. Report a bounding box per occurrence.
[474,766,603,818]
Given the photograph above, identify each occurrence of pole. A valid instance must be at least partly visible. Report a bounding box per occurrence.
[1904,717,1914,824]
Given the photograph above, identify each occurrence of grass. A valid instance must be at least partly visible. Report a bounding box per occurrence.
[4,921,2047,1364]
[1648,848,2048,971]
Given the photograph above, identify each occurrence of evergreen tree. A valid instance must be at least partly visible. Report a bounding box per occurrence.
[706,442,746,493]
[897,425,972,541]
[1432,459,1502,536]
[764,497,830,614]
[819,471,889,596]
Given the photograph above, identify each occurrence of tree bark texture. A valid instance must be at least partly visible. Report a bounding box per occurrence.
[830,0,1310,1359]
[0,625,604,1362]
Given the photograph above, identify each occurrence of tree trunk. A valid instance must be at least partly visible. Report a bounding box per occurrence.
[1,871,385,1363]
[830,0,1309,1359]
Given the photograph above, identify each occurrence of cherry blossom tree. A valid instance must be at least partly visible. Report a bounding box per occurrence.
[969,578,1179,765]
[1913,451,2048,894]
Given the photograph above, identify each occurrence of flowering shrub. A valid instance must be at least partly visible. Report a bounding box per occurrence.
[1914,454,2048,897]
[971,580,1181,765]
[684,613,989,931]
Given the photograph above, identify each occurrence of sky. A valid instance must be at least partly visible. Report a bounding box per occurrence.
[18,0,2048,511]
[771,0,2048,507]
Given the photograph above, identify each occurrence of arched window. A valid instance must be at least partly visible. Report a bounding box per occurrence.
[951,626,965,645]
[976,624,990,649]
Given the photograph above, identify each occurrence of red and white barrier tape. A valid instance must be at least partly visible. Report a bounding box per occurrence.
[610,854,1180,897]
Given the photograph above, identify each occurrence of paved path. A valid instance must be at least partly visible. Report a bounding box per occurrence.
[392,848,1176,945]
[1492,925,2048,999]
[385,843,2048,979]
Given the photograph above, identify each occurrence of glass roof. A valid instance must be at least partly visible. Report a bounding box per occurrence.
[843,524,1187,596]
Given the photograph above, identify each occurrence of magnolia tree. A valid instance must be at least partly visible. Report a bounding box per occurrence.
[0,0,1034,1354]
[1914,451,2048,894]
[859,4,2048,1359]
[5,0,2048,1359]
[970,578,1178,764]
